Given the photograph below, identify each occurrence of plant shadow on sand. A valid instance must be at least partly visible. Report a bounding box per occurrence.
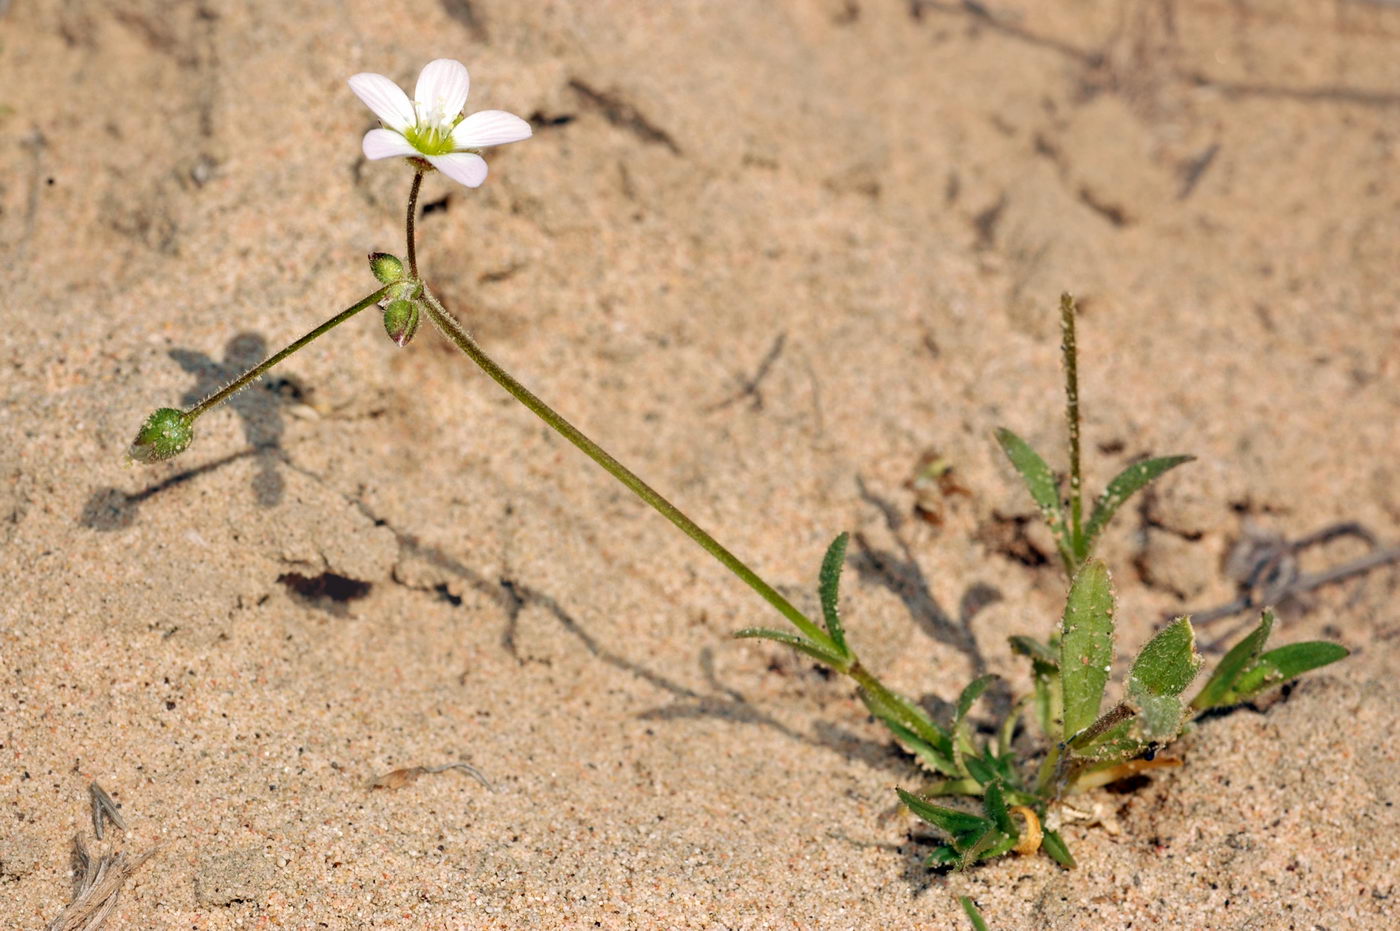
[81,333,297,530]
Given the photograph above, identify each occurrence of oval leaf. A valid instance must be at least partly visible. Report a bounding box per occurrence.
[1059,560,1116,739]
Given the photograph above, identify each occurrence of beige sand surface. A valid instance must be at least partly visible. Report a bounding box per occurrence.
[2,1,1398,928]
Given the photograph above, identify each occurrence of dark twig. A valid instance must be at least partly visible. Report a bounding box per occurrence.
[1183,521,1400,648]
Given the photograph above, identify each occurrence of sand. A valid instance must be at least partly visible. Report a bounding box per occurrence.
[1,1,1398,928]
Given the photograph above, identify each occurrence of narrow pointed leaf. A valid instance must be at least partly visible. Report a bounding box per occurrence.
[733,628,844,669]
[964,754,997,786]
[1009,635,1058,669]
[1233,642,1349,698]
[953,674,997,777]
[926,845,961,867]
[1042,829,1076,868]
[857,677,955,759]
[974,831,1020,862]
[897,788,992,840]
[1191,609,1274,710]
[868,710,959,776]
[817,532,850,655]
[994,427,1070,560]
[982,782,1017,838]
[956,674,997,724]
[960,896,990,931]
[1082,455,1194,552]
[1059,560,1115,739]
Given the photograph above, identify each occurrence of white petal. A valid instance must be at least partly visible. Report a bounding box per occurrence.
[428,152,488,188]
[451,110,533,149]
[348,73,415,133]
[414,59,470,119]
[362,128,418,160]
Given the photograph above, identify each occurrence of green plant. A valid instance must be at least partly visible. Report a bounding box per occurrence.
[129,59,1349,887]
[886,296,1348,869]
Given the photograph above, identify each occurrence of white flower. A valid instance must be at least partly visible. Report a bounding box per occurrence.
[348,58,532,188]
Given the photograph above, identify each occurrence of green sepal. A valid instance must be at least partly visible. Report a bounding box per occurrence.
[368,251,405,284]
[128,407,195,464]
[1059,560,1115,740]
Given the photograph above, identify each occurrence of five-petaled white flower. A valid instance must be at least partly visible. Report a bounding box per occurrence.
[348,58,532,188]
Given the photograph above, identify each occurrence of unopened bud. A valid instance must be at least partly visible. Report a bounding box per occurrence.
[382,299,421,348]
[368,252,405,284]
[128,407,194,463]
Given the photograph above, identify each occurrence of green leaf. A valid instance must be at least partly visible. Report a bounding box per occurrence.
[1011,635,1062,736]
[960,896,990,931]
[1059,560,1116,739]
[1133,693,1186,741]
[733,628,845,669]
[1191,609,1274,711]
[857,679,956,764]
[898,789,992,846]
[982,782,1017,838]
[1081,455,1193,555]
[1041,829,1076,869]
[964,754,1000,787]
[1233,642,1349,698]
[1127,618,1201,739]
[956,674,997,724]
[953,674,997,777]
[1129,618,1202,697]
[1009,635,1058,669]
[817,533,851,656]
[926,845,961,867]
[994,427,1070,563]
[870,710,959,777]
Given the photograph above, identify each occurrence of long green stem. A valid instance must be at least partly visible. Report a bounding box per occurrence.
[417,286,833,650]
[1060,293,1083,560]
[186,286,390,420]
[405,171,424,279]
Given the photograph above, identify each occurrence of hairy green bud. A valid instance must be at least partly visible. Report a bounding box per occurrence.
[368,252,405,284]
[128,407,194,463]
[382,299,421,348]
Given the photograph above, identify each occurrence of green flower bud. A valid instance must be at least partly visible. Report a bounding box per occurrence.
[382,299,421,348]
[128,407,194,463]
[368,252,405,284]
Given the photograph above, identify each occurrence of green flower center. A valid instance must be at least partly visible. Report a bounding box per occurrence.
[404,123,456,156]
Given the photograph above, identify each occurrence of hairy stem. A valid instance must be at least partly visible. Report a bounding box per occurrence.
[418,286,835,651]
[186,286,389,420]
[406,171,424,279]
[1060,293,1083,561]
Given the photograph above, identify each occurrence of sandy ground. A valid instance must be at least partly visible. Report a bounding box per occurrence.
[2,1,1398,928]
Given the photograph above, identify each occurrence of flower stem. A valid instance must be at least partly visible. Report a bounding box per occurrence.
[406,171,424,279]
[418,286,832,648]
[186,286,389,420]
[1060,293,1083,561]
